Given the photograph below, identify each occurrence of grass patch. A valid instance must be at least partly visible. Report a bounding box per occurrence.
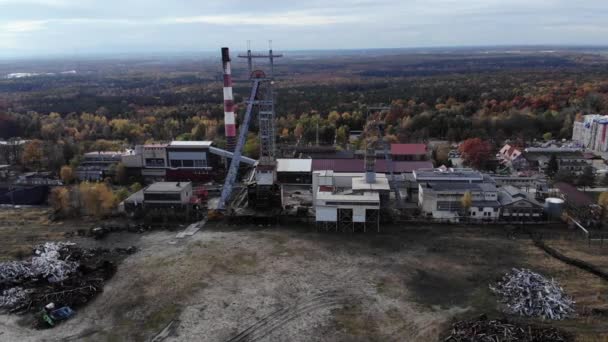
[332,303,381,340]
[144,303,181,332]
[375,277,406,299]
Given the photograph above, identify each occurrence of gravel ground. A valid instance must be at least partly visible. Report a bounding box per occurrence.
[1,222,606,342]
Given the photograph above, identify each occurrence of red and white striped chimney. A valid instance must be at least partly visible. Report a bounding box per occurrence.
[221,47,236,151]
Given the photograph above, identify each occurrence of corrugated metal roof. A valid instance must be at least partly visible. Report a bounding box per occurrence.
[312,159,432,173]
[276,159,312,172]
[145,182,191,192]
[390,144,427,155]
[352,176,391,191]
[169,141,212,147]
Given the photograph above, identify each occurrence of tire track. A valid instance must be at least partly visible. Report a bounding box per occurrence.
[225,290,345,342]
[226,291,336,342]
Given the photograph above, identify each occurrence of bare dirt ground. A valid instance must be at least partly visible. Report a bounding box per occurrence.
[1,210,607,342]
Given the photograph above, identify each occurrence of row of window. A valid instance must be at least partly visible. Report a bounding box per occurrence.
[471,211,494,217]
[145,158,165,167]
[169,159,207,168]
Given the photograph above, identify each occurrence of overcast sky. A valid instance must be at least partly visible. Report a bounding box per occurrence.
[1,0,607,58]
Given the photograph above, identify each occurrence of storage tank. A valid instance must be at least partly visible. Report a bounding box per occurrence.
[544,197,565,221]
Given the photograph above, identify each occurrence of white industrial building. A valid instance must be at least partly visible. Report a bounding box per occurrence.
[313,170,389,231]
[414,168,500,222]
[418,182,500,222]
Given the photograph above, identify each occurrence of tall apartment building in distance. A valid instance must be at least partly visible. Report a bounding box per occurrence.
[572,114,608,153]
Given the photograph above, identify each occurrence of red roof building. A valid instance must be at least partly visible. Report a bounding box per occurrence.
[312,159,432,174]
[390,144,428,161]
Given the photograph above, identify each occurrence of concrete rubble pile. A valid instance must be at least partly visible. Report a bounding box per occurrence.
[445,315,573,342]
[490,268,575,320]
[0,242,79,286]
[0,241,136,326]
[0,287,32,312]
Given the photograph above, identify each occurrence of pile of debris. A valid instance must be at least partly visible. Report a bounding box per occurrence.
[490,268,575,320]
[445,315,573,342]
[0,242,79,286]
[0,242,136,327]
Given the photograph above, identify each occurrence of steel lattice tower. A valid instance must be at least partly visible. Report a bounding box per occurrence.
[238,42,282,186]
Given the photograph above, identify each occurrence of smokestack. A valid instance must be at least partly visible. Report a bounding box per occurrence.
[222,47,236,151]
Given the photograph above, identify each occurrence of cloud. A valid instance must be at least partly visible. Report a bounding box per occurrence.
[1,0,608,57]
[163,12,356,26]
[0,0,72,7]
[2,20,48,32]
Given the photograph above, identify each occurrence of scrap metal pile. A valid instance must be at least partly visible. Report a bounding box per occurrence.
[445,315,573,342]
[490,268,575,320]
[0,242,135,324]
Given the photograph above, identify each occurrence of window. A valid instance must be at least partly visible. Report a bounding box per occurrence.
[145,158,165,167]
[182,160,194,167]
[170,160,181,168]
[194,160,206,167]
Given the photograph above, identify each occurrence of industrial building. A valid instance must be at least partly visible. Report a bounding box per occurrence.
[276,159,312,184]
[497,185,544,221]
[313,170,388,231]
[76,151,131,181]
[164,141,220,182]
[122,182,205,220]
[120,141,256,183]
[418,182,500,222]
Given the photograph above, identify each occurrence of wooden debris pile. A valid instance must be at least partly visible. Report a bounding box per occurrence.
[445,315,573,342]
[490,268,575,320]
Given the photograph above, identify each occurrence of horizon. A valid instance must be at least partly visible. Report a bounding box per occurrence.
[1,44,608,62]
[1,0,607,59]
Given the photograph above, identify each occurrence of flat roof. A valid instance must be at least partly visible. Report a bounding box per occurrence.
[414,169,484,181]
[145,182,191,193]
[169,141,212,148]
[277,159,312,173]
[422,182,497,192]
[351,176,391,191]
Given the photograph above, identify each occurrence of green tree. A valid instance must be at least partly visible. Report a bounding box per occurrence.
[554,169,575,184]
[601,173,608,187]
[336,125,348,146]
[113,162,128,185]
[130,182,143,192]
[542,132,553,141]
[546,155,559,178]
[243,133,260,159]
[577,166,595,190]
